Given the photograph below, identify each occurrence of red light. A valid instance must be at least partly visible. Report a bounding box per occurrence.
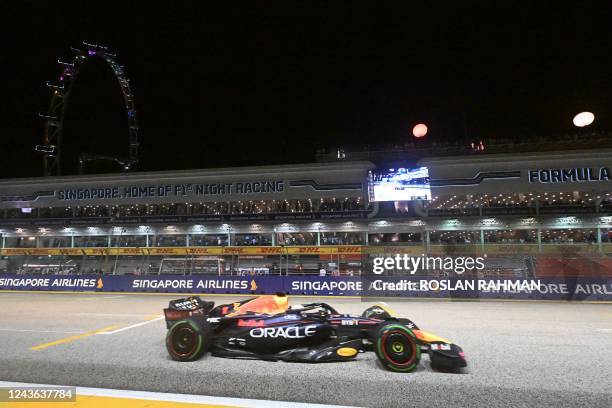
[412,123,428,138]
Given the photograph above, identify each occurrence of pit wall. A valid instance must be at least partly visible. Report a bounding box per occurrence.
[4,245,612,278]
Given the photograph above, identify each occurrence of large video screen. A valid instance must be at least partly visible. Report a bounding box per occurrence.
[369,166,431,201]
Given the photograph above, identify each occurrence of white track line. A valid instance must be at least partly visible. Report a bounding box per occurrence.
[0,381,359,408]
[97,316,164,335]
[77,312,159,317]
[80,295,126,300]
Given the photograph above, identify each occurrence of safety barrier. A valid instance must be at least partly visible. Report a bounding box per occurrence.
[0,274,610,301]
[2,243,611,256]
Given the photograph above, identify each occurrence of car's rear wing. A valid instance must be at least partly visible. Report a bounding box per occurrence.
[164,296,215,329]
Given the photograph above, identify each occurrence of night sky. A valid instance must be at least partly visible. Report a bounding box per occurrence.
[2,1,612,178]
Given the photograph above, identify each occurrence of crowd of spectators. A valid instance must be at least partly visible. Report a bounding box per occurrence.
[232,234,272,246]
[429,231,479,245]
[276,232,317,245]
[422,192,603,217]
[368,233,422,245]
[74,236,109,247]
[484,230,537,244]
[4,198,366,220]
[320,232,364,245]
[540,229,597,244]
[190,234,228,246]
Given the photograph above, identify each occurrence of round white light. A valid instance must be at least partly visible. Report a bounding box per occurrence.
[412,123,428,138]
[573,112,595,127]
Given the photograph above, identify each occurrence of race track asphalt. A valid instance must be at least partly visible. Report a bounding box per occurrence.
[0,292,610,408]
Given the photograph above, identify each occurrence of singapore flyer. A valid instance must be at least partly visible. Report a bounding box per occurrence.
[36,41,139,176]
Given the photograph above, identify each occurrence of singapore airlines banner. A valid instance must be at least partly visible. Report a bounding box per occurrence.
[0,274,610,301]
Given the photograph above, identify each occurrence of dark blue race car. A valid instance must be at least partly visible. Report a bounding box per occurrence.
[164,294,467,372]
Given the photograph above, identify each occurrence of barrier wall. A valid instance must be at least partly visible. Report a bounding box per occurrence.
[0,274,610,301]
[0,243,609,257]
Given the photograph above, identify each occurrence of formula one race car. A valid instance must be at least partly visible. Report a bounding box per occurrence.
[163,294,466,372]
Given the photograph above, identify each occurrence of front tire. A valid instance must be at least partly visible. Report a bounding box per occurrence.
[375,323,420,372]
[166,319,212,362]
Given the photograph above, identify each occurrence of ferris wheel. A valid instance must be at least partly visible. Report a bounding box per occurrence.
[35,41,139,176]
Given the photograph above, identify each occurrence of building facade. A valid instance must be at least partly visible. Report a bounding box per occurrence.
[1,149,612,278]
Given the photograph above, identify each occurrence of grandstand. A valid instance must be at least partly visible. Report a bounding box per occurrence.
[2,147,612,279]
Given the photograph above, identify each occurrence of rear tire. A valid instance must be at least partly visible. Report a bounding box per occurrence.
[374,323,420,372]
[166,319,212,362]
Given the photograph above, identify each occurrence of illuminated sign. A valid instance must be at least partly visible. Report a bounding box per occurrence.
[368,167,431,202]
[528,167,611,184]
[55,181,285,201]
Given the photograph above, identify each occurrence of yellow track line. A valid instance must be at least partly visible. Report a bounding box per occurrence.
[30,325,120,351]
[0,382,352,408]
[2,395,234,408]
